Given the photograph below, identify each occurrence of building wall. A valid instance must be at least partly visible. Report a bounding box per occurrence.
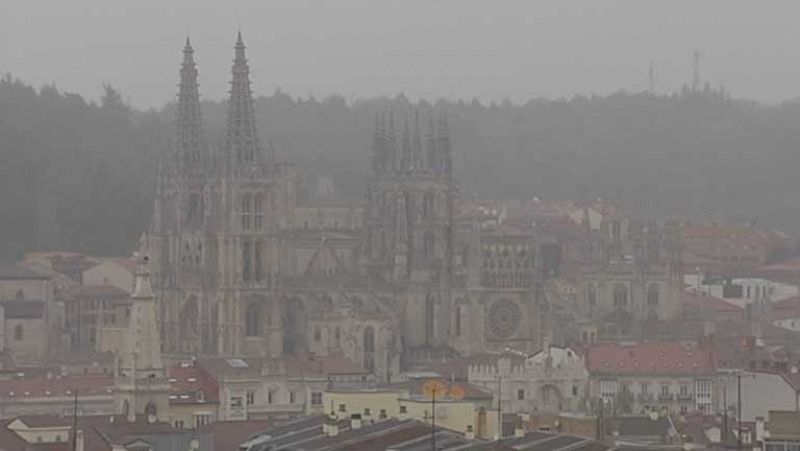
[717,372,799,422]
[323,390,402,421]
[400,398,477,434]
[0,279,50,301]
[83,262,135,293]
[2,317,47,360]
[589,374,715,416]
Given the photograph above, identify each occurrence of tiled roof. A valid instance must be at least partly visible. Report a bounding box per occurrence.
[169,362,219,404]
[61,284,130,300]
[0,374,114,398]
[0,300,45,319]
[586,342,715,375]
[682,290,743,313]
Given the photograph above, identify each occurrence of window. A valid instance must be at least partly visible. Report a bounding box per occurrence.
[679,385,689,397]
[55,435,61,442]
[14,289,23,300]
[399,405,407,414]
[647,284,659,307]
[661,384,670,398]
[289,391,296,404]
[454,306,462,336]
[680,405,688,414]
[242,241,252,282]
[195,414,211,428]
[253,194,263,230]
[587,283,597,307]
[423,232,435,262]
[245,302,260,336]
[246,391,255,405]
[311,392,322,406]
[614,284,628,308]
[314,326,321,342]
[599,380,617,400]
[268,389,275,404]
[518,389,525,400]
[196,390,205,402]
[641,383,649,397]
[253,240,263,282]
[241,193,252,230]
[339,403,347,412]
[174,420,184,429]
[13,325,23,340]
[572,385,578,397]
[695,379,713,412]
[230,396,243,408]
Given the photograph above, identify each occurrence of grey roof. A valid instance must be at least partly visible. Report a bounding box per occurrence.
[0,301,45,319]
[0,263,47,280]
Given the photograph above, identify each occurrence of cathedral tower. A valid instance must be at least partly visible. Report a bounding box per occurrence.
[365,107,456,284]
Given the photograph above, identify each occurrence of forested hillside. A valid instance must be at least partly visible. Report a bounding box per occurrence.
[2,74,800,259]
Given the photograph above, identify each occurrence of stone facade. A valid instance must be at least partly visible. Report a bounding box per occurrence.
[145,35,554,382]
[468,345,590,415]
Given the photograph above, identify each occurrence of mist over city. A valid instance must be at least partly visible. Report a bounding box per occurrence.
[1,2,799,450]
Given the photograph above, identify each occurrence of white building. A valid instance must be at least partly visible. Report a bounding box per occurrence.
[468,344,589,415]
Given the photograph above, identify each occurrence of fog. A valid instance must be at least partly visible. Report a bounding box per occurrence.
[4,0,800,108]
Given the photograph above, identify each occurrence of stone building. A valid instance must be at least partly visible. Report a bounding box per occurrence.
[467,344,589,415]
[144,34,555,382]
[578,216,684,339]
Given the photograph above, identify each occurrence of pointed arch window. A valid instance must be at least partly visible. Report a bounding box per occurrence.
[245,302,260,336]
[423,232,435,262]
[242,241,252,283]
[253,193,264,230]
[241,193,253,231]
[614,283,628,308]
[647,284,659,307]
[254,240,263,282]
[363,326,375,373]
[587,283,597,307]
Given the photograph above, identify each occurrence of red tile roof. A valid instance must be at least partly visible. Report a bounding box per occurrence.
[0,374,114,398]
[168,362,219,404]
[586,342,715,375]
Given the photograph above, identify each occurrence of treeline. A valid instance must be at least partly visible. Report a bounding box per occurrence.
[3,75,800,259]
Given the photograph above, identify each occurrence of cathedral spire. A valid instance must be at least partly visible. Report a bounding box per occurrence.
[411,109,423,172]
[437,113,453,177]
[400,114,411,171]
[176,37,202,167]
[385,109,396,173]
[371,112,385,175]
[226,31,259,165]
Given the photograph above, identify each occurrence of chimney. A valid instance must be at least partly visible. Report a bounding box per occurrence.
[350,413,362,430]
[325,412,339,437]
[649,411,659,421]
[465,424,475,440]
[76,429,84,451]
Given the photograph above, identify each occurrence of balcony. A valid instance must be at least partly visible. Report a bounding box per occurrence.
[677,393,694,401]
[637,394,654,402]
[658,393,674,401]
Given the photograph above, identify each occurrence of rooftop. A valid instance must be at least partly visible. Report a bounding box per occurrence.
[586,341,715,375]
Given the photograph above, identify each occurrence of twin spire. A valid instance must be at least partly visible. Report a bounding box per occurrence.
[175,32,260,170]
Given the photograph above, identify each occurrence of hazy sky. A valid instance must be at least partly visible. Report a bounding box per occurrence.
[3,0,800,109]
